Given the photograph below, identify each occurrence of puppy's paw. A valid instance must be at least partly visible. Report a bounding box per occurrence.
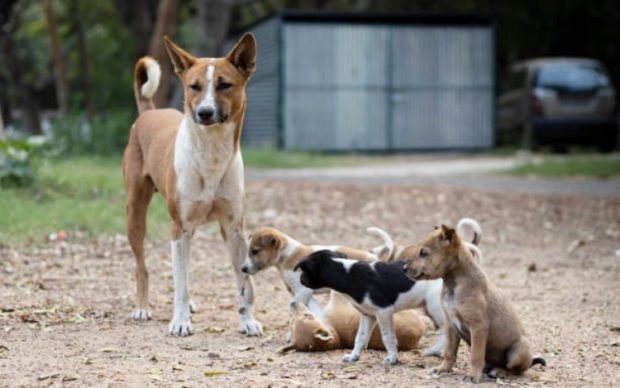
[168,315,193,336]
[430,362,453,375]
[382,355,398,365]
[423,347,443,358]
[189,300,197,314]
[463,374,482,384]
[342,353,360,363]
[132,309,151,321]
[239,317,263,336]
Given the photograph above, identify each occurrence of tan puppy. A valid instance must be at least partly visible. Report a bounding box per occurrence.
[403,225,545,383]
[278,291,425,353]
[123,33,262,336]
[241,227,377,321]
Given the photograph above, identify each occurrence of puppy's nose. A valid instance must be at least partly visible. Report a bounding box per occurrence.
[197,107,215,122]
[241,266,249,274]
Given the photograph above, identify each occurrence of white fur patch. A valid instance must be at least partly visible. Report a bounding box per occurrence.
[281,235,303,260]
[333,258,357,273]
[198,62,216,112]
[367,227,394,259]
[141,57,161,99]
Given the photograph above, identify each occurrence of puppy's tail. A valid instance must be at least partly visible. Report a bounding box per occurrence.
[456,217,482,245]
[134,56,161,114]
[531,357,546,367]
[367,226,394,261]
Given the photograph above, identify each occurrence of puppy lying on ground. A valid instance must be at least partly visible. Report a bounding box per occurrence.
[403,225,545,383]
[366,218,482,357]
[278,291,427,353]
[295,249,445,365]
[241,227,378,322]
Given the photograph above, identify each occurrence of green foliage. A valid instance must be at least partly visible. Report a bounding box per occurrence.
[0,137,45,187]
[46,110,133,155]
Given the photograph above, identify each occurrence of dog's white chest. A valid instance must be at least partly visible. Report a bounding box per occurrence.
[174,119,236,222]
[443,293,464,332]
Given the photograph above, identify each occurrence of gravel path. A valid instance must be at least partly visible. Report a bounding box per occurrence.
[1,180,619,387]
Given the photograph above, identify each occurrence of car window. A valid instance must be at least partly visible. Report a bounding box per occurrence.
[534,64,609,90]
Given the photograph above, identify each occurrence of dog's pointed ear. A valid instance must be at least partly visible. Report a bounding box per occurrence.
[226,32,257,79]
[164,36,195,75]
[314,328,333,342]
[440,224,456,243]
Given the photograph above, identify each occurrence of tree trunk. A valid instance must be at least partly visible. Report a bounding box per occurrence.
[43,0,69,118]
[149,0,180,108]
[70,0,94,120]
[197,0,233,57]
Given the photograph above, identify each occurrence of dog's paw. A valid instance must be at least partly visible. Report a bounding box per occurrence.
[342,353,360,363]
[423,344,444,358]
[239,317,262,336]
[132,309,152,321]
[189,300,197,314]
[430,364,452,375]
[382,355,398,365]
[462,374,482,384]
[168,315,193,336]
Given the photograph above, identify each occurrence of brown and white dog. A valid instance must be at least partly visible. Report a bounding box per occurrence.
[123,33,262,336]
[240,227,377,322]
[278,291,427,354]
[403,225,545,383]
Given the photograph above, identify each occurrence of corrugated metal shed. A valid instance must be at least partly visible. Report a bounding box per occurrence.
[228,12,494,150]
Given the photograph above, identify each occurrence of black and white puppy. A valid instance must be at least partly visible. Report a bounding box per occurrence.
[295,250,420,365]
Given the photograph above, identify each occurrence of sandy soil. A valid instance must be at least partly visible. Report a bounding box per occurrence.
[1,181,619,387]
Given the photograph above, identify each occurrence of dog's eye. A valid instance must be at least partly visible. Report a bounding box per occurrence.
[190,83,201,92]
[419,248,428,258]
[250,248,259,256]
[217,82,233,91]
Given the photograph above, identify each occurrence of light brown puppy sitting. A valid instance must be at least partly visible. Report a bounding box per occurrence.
[403,225,545,383]
[278,291,426,353]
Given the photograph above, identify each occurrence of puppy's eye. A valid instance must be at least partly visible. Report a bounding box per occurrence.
[419,248,428,258]
[190,83,201,92]
[250,248,259,256]
[217,82,233,91]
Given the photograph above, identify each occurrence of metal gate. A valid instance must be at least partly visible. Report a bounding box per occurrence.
[282,22,494,150]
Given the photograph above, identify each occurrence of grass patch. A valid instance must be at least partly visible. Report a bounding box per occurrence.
[505,154,620,178]
[0,155,170,244]
[0,149,369,243]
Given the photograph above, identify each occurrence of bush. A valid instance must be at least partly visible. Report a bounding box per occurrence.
[46,110,133,155]
[0,137,45,187]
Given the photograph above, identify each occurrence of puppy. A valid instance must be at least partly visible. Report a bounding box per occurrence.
[403,225,545,383]
[366,218,482,357]
[278,291,426,353]
[241,227,377,321]
[295,249,434,365]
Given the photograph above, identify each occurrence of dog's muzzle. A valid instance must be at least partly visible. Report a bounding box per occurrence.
[195,107,228,126]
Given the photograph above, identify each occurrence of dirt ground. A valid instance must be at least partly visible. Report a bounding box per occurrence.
[1,180,619,387]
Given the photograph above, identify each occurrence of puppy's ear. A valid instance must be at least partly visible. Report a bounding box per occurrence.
[314,328,333,342]
[440,224,456,243]
[164,36,195,75]
[332,250,347,259]
[226,32,257,78]
[261,234,280,249]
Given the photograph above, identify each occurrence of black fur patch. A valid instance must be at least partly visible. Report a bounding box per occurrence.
[297,250,416,309]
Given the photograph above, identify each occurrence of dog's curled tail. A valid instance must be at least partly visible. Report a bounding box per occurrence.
[367,227,394,261]
[531,357,546,367]
[456,217,482,245]
[133,56,161,114]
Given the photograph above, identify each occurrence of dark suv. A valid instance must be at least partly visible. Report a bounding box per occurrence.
[497,58,618,151]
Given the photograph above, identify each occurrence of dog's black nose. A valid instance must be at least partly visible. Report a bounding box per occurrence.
[197,107,215,122]
[241,266,249,274]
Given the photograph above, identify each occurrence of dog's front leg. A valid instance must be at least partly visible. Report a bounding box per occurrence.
[376,311,398,365]
[343,314,376,363]
[465,325,488,383]
[168,227,193,336]
[432,322,460,374]
[225,220,263,336]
